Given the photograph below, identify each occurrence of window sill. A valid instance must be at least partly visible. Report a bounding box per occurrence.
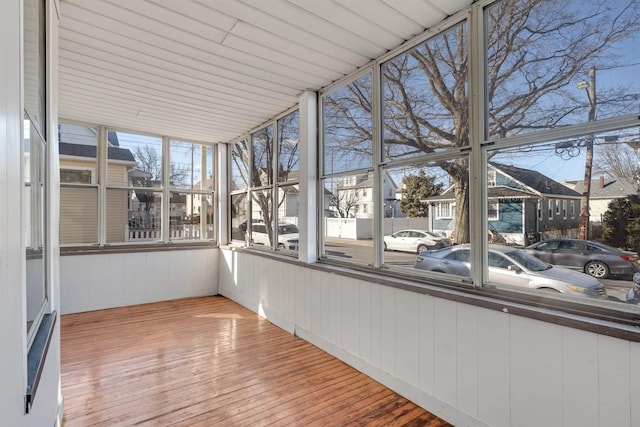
[60,241,217,256]
[224,246,640,342]
[25,311,56,414]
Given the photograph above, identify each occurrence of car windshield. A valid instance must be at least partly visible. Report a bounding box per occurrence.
[278,224,298,234]
[506,249,551,271]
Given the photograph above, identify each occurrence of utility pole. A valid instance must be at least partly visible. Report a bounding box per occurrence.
[578,66,596,240]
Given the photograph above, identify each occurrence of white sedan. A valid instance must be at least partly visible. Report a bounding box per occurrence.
[383,229,451,254]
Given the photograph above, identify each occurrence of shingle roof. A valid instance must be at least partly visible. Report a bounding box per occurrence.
[489,163,580,197]
[567,177,637,199]
[59,142,136,162]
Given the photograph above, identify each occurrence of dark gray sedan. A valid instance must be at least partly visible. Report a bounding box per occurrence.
[414,244,608,300]
[523,239,639,279]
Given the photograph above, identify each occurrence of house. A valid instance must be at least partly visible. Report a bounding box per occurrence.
[334,171,400,218]
[563,175,638,222]
[427,163,581,245]
[58,125,137,244]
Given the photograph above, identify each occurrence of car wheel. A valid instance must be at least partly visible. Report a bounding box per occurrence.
[384,242,388,251]
[417,244,428,254]
[585,261,609,279]
[277,243,285,249]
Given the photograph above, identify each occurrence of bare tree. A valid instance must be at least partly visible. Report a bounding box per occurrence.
[329,191,361,218]
[324,0,638,244]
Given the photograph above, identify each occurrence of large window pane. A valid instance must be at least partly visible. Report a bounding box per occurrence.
[230,193,248,242]
[106,189,162,243]
[23,0,45,134]
[108,131,161,187]
[277,111,300,182]
[252,126,273,187]
[382,21,468,161]
[382,163,465,275]
[322,73,373,174]
[60,187,97,244]
[277,184,299,252]
[169,192,214,241]
[169,140,213,190]
[231,139,250,192]
[322,177,374,265]
[485,126,640,305]
[24,119,46,336]
[486,0,640,139]
[250,190,273,248]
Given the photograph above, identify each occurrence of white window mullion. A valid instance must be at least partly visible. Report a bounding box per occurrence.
[98,125,107,245]
[162,136,170,242]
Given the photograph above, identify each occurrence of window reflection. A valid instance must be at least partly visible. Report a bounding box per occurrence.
[486,0,640,137]
[322,73,373,174]
[382,21,468,160]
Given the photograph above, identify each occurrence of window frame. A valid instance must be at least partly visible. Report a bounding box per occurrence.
[58,121,218,247]
[313,0,640,327]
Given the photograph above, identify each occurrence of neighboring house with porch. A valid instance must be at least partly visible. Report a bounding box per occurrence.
[426,163,581,245]
[562,176,638,223]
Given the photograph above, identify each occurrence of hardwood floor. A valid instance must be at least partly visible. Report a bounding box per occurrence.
[60,296,452,426]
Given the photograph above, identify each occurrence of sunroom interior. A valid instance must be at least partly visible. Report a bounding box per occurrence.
[4,0,640,426]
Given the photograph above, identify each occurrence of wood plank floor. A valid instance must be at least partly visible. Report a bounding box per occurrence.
[60,296,453,426]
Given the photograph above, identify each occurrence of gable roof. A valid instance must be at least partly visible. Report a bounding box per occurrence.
[59,142,136,163]
[489,163,580,197]
[565,176,637,199]
[425,162,580,201]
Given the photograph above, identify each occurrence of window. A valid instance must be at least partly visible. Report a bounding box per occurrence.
[436,202,452,219]
[230,109,300,254]
[313,0,640,324]
[488,169,496,186]
[321,72,374,265]
[488,201,499,220]
[59,124,216,245]
[24,0,47,347]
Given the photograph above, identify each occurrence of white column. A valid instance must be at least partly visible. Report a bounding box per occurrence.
[217,143,228,244]
[298,91,318,263]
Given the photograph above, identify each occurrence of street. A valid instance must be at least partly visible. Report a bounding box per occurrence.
[324,237,633,303]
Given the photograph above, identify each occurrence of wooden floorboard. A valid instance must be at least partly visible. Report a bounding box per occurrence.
[60,296,453,427]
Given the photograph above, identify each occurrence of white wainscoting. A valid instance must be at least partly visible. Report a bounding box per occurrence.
[218,248,640,427]
[60,248,219,314]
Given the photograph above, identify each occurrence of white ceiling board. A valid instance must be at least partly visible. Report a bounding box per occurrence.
[58,0,474,143]
[381,0,448,26]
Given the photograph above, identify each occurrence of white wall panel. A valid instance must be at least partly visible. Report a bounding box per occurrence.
[218,250,640,427]
[419,294,436,395]
[60,248,218,314]
[477,308,510,427]
[434,298,458,407]
[457,304,479,418]
[632,342,640,426]
[341,277,360,356]
[510,316,563,427]
[395,289,420,388]
[358,281,373,364]
[328,274,343,347]
[598,335,631,427]
[562,327,598,427]
[380,285,397,374]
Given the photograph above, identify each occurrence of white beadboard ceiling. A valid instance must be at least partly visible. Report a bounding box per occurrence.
[59,0,473,143]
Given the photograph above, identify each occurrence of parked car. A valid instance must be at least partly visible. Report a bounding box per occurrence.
[522,238,640,279]
[413,244,608,300]
[384,229,452,253]
[251,223,299,251]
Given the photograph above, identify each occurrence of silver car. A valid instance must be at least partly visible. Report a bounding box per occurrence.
[384,229,452,253]
[414,244,608,300]
[523,238,639,279]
